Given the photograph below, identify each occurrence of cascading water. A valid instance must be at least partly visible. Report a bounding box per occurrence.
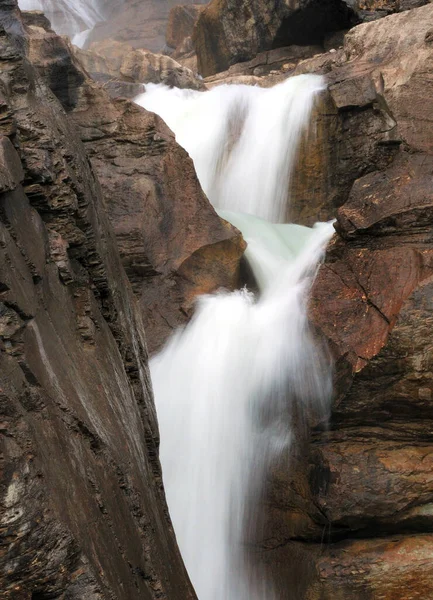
[135,77,334,599]
[17,0,114,47]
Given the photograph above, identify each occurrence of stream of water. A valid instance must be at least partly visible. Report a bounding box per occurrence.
[136,77,334,599]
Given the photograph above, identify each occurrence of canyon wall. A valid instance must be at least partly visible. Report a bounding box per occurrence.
[0,3,200,597]
[218,4,433,599]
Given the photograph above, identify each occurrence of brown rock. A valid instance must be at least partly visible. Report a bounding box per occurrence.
[204,44,323,84]
[166,4,205,50]
[85,0,207,53]
[78,39,204,91]
[25,13,245,354]
[219,5,433,599]
[193,0,357,77]
[0,3,196,598]
[286,3,433,225]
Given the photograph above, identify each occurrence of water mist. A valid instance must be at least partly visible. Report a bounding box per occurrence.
[17,0,113,46]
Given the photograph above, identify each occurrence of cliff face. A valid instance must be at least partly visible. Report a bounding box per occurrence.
[247,5,433,599]
[5,0,433,598]
[86,0,208,53]
[185,0,433,596]
[22,15,245,354]
[0,4,196,598]
[193,0,432,77]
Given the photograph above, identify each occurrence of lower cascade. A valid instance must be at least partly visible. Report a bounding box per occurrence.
[135,76,334,599]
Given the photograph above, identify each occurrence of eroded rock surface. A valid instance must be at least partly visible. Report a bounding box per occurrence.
[24,12,245,354]
[0,3,196,598]
[86,0,208,54]
[256,5,433,599]
[193,0,357,76]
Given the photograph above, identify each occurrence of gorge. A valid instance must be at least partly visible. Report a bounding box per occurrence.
[139,77,334,599]
[2,0,433,599]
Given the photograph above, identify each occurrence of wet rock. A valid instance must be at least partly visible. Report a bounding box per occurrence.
[204,44,323,84]
[288,3,433,225]
[257,5,433,599]
[0,3,196,598]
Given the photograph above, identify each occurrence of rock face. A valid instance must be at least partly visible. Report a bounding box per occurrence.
[253,5,433,599]
[0,3,196,598]
[287,0,433,225]
[86,0,208,53]
[165,3,205,72]
[24,10,245,355]
[193,0,433,77]
[193,0,357,76]
[166,3,205,50]
[76,40,205,93]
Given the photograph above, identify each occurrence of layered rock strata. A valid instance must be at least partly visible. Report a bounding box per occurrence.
[0,3,197,598]
[23,13,245,354]
[254,5,433,599]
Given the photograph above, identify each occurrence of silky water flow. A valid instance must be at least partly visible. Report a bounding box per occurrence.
[135,76,334,599]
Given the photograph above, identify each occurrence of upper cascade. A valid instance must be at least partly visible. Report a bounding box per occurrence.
[135,75,326,223]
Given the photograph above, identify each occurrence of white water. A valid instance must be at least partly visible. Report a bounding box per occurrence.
[136,76,324,222]
[136,77,334,599]
[17,0,113,47]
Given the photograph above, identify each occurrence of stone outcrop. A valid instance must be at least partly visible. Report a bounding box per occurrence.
[76,40,205,93]
[0,3,196,598]
[24,10,245,355]
[21,12,204,97]
[204,44,323,86]
[193,0,357,76]
[193,0,433,77]
[252,5,433,599]
[287,0,433,225]
[347,0,432,22]
[165,3,205,72]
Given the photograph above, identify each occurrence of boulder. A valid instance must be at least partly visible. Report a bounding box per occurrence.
[77,40,205,92]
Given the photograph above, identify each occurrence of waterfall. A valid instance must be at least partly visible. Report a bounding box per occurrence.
[137,77,333,599]
[17,0,112,47]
